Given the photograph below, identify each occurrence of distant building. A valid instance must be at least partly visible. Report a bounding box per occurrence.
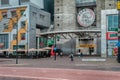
[0,0,51,55]
[44,0,54,22]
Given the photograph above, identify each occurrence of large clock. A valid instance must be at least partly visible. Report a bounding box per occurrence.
[77,8,95,27]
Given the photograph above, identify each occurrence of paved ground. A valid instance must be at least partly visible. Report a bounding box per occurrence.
[0,56,120,71]
[0,67,120,80]
[0,56,120,80]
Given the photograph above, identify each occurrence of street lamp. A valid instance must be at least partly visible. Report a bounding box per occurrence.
[54,35,56,60]
[12,16,19,64]
[16,20,18,64]
[7,10,19,64]
[26,30,28,57]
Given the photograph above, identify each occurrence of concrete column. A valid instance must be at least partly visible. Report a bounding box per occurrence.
[37,37,39,49]
[101,10,107,57]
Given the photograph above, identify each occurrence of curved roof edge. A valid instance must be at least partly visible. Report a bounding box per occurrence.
[37,30,101,36]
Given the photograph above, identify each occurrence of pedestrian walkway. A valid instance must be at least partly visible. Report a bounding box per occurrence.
[0,56,120,71]
[0,56,120,80]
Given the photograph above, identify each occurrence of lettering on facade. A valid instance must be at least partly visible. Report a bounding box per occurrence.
[80,44,96,48]
[106,32,118,40]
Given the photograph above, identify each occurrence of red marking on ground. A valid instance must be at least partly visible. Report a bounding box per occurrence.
[0,67,120,80]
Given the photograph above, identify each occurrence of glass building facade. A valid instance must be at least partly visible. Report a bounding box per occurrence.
[107,14,118,56]
[0,34,9,49]
[107,15,118,31]
[44,0,54,22]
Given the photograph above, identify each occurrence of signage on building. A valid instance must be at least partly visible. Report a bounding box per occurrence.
[108,27,118,32]
[107,40,118,56]
[77,8,95,27]
[80,44,96,48]
[106,32,118,40]
[108,40,118,49]
[117,1,120,10]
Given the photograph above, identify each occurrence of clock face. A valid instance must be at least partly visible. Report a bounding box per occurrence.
[77,8,95,27]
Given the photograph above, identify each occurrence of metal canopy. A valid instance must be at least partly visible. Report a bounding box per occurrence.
[37,30,101,39]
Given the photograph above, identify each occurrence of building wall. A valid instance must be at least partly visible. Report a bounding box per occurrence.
[0,6,29,50]
[30,0,44,9]
[105,0,116,9]
[0,3,51,51]
[96,0,116,28]
[101,9,118,57]
[29,5,51,49]
[54,0,117,56]
[96,0,105,28]
[54,0,98,30]
[54,0,76,31]
[54,0,98,55]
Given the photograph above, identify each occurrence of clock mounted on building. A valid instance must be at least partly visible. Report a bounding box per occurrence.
[77,8,95,27]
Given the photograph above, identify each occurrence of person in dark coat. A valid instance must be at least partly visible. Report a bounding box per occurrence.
[70,53,74,61]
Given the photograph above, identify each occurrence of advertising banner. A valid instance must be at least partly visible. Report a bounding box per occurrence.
[107,40,118,56]
[106,32,118,40]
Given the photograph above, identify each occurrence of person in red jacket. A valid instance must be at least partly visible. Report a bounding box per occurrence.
[51,46,55,57]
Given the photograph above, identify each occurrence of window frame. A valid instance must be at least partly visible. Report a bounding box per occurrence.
[107,14,118,31]
[20,10,25,16]
[21,33,26,40]
[20,0,30,3]
[39,14,45,20]
[3,23,8,29]
[13,23,18,29]
[11,10,17,17]
[1,0,9,5]
[13,34,17,40]
[21,21,26,28]
[2,12,7,19]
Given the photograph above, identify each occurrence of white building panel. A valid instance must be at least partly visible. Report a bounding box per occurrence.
[101,9,118,57]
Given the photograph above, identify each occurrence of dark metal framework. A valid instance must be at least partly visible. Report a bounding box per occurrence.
[38,30,101,39]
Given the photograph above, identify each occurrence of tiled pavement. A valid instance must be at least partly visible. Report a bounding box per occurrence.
[0,56,120,71]
[0,56,120,80]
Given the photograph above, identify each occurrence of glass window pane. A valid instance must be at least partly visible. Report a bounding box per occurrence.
[13,34,17,40]
[21,21,26,28]
[13,23,18,29]
[21,33,25,40]
[4,23,8,29]
[21,10,25,16]
[11,10,17,17]
[20,0,29,3]
[2,12,7,18]
[114,15,118,28]
[1,0,9,5]
[108,15,118,31]
[108,15,113,31]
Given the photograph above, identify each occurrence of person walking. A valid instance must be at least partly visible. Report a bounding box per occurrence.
[78,49,81,57]
[70,53,74,61]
